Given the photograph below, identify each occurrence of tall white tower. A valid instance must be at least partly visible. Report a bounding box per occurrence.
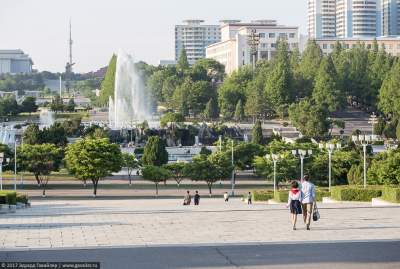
[307,0,337,38]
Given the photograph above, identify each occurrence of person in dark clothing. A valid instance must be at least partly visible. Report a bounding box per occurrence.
[194,190,200,205]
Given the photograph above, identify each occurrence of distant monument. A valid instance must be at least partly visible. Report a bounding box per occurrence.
[108,51,151,129]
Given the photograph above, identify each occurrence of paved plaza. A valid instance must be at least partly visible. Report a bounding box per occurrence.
[1,199,400,249]
[1,199,400,268]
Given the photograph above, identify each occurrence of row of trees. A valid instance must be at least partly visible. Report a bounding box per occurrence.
[0,96,37,118]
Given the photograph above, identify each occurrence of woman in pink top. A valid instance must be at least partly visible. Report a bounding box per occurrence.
[286,181,303,230]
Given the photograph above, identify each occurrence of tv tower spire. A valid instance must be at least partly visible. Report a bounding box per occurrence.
[69,19,73,70]
[65,19,75,94]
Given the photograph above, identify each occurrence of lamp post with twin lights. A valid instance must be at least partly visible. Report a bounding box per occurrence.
[319,142,342,192]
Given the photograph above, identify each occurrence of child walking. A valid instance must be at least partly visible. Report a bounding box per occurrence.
[287,181,302,230]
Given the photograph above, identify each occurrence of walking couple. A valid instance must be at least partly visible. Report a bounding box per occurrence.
[287,175,316,231]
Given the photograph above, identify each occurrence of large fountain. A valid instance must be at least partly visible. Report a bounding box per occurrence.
[108,51,151,129]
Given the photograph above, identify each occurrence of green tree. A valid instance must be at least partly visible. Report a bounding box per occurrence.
[234,99,245,122]
[368,151,400,185]
[23,124,41,145]
[141,165,172,196]
[208,151,234,185]
[254,152,298,184]
[347,164,363,185]
[379,61,400,117]
[160,112,185,128]
[251,120,263,144]
[177,48,189,72]
[142,136,168,166]
[299,39,323,96]
[313,56,344,112]
[164,162,186,187]
[20,97,38,114]
[233,142,265,170]
[218,66,252,119]
[18,144,63,196]
[65,98,75,112]
[42,122,68,147]
[65,138,123,197]
[184,155,217,196]
[99,54,117,106]
[264,39,293,111]
[50,95,64,112]
[122,153,139,185]
[203,98,219,120]
[0,97,19,118]
[288,99,330,137]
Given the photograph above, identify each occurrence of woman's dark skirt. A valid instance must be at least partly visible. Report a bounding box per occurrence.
[290,200,303,215]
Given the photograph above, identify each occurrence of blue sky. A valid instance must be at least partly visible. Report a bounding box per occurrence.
[0,0,307,73]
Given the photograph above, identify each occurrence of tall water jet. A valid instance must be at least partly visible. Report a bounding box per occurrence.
[109,51,151,129]
[39,108,55,128]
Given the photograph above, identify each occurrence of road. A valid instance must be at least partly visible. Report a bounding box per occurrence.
[1,240,399,269]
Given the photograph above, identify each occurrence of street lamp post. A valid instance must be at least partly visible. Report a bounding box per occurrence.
[247,29,260,72]
[319,142,342,192]
[292,149,313,180]
[230,140,235,196]
[352,134,379,188]
[0,153,10,191]
[265,153,284,194]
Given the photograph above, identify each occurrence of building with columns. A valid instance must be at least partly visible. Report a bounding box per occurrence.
[206,20,299,74]
[316,36,400,56]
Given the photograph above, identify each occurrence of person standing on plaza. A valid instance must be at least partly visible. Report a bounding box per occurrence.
[224,192,229,202]
[286,181,303,230]
[194,190,200,205]
[183,190,191,205]
[301,175,316,230]
[247,192,252,204]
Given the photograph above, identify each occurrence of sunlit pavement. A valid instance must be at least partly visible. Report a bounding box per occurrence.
[1,199,399,249]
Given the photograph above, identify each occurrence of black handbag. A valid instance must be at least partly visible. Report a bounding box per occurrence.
[313,203,320,221]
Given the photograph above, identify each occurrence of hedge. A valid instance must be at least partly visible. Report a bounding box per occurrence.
[274,191,289,202]
[252,190,274,201]
[16,193,29,204]
[331,186,382,201]
[0,191,17,205]
[381,186,400,203]
[274,189,329,203]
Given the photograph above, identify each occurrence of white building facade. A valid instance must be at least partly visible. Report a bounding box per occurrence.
[0,50,33,74]
[175,20,221,65]
[308,0,337,38]
[206,20,299,74]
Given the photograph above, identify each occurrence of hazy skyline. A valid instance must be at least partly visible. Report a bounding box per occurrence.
[1,0,307,73]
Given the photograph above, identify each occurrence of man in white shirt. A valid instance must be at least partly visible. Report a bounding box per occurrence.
[301,175,315,230]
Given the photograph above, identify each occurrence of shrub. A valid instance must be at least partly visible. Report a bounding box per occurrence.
[381,186,400,203]
[16,193,29,204]
[274,189,329,202]
[0,191,17,205]
[0,194,7,204]
[315,188,330,201]
[252,190,274,201]
[331,186,382,201]
[274,191,289,202]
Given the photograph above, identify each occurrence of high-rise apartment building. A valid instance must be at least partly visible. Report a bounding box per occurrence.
[175,20,221,65]
[307,0,337,38]
[382,0,400,35]
[336,0,381,37]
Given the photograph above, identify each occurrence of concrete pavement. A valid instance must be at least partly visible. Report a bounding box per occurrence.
[1,241,400,269]
[1,199,400,249]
